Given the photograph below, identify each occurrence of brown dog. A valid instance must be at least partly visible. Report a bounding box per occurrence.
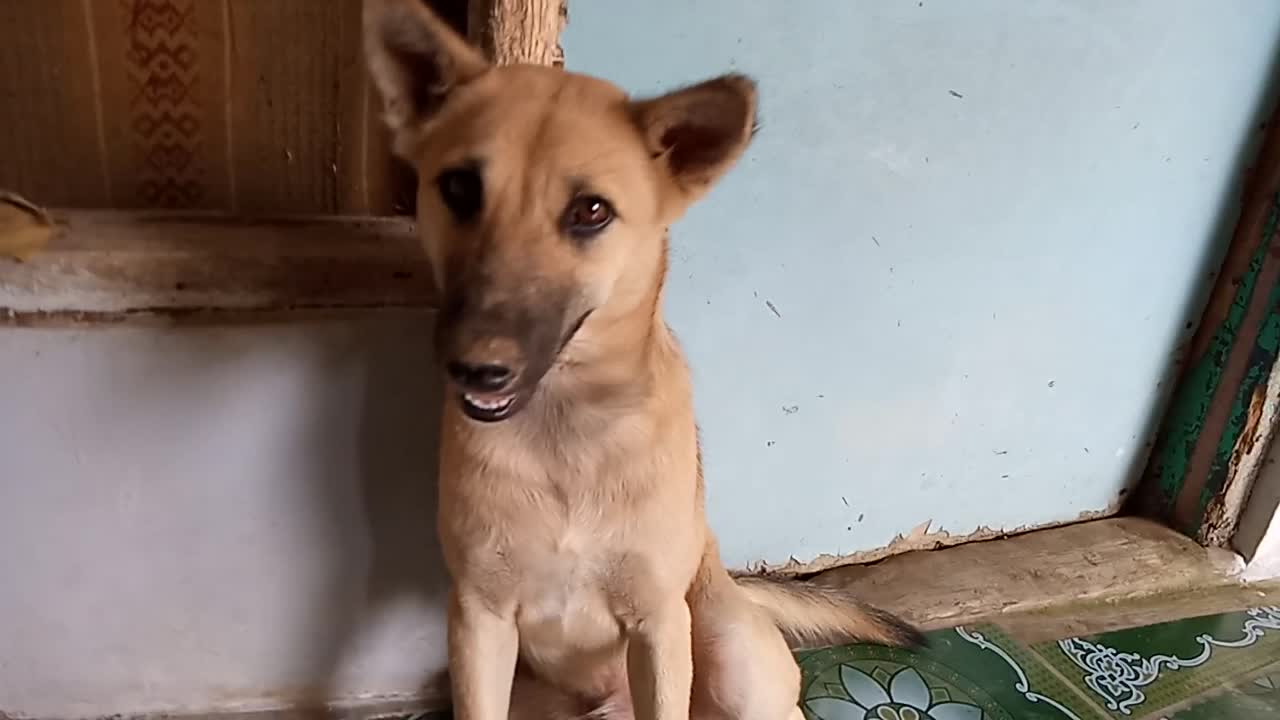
[362,2,921,719]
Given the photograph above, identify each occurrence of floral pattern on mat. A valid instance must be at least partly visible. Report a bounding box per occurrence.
[805,663,988,720]
[800,608,1280,720]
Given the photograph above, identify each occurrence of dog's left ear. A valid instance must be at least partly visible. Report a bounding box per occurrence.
[364,0,489,156]
[631,74,757,208]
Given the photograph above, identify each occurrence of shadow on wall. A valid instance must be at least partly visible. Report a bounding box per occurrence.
[304,312,451,707]
[0,315,453,716]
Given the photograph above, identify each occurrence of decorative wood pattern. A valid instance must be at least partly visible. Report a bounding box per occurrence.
[0,0,446,215]
[116,0,220,208]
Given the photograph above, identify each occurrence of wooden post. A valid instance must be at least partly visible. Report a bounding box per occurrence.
[467,0,566,66]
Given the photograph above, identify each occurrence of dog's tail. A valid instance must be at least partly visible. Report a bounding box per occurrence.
[734,575,924,649]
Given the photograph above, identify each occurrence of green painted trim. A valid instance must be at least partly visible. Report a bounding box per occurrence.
[1141,195,1278,521]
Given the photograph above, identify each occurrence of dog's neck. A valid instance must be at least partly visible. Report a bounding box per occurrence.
[519,241,690,439]
[557,251,676,400]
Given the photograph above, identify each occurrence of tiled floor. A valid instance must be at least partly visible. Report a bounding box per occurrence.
[798,606,1280,720]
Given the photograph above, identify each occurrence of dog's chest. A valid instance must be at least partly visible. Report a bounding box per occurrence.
[444,413,698,657]
[510,518,625,660]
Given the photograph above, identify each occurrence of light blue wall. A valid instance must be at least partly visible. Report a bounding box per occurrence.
[564,1,1280,567]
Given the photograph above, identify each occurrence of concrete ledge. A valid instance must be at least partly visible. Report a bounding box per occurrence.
[0,211,436,323]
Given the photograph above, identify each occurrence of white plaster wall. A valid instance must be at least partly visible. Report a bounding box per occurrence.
[0,317,449,717]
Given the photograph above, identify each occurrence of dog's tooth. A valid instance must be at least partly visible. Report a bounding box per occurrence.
[464,392,514,411]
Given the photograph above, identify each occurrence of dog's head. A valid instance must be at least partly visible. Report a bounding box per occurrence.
[365,0,756,423]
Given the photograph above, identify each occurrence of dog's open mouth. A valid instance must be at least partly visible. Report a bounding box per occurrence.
[450,309,593,424]
[459,390,521,423]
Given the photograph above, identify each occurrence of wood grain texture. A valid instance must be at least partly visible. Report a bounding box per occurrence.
[996,578,1280,644]
[335,0,391,215]
[88,0,233,210]
[468,0,566,66]
[357,67,414,216]
[225,1,348,213]
[0,211,434,320]
[816,517,1249,634]
[0,1,108,206]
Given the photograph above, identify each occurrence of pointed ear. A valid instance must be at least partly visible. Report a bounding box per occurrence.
[364,0,489,155]
[631,74,758,205]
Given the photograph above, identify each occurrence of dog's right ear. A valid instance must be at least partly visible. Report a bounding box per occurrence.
[631,74,758,213]
[364,0,489,156]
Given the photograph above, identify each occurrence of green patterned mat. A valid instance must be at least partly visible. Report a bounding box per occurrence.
[798,606,1280,720]
[396,606,1280,720]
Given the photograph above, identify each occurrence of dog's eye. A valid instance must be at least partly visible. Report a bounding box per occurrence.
[436,167,483,221]
[562,195,614,238]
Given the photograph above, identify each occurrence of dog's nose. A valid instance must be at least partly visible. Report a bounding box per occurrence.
[446,360,515,393]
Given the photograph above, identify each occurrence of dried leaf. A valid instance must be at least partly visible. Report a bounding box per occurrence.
[0,191,55,262]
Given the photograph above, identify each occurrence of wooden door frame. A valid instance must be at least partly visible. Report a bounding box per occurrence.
[1131,100,1280,553]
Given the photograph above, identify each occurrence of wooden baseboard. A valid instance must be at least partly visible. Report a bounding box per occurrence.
[819,516,1276,643]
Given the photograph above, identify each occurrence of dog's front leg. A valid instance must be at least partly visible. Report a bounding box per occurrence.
[626,601,693,720]
[449,590,519,720]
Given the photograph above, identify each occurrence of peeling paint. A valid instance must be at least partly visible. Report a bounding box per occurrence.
[743,508,1115,576]
[1201,355,1280,546]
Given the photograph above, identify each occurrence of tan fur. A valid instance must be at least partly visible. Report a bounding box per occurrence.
[362,2,921,720]
[733,575,921,650]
